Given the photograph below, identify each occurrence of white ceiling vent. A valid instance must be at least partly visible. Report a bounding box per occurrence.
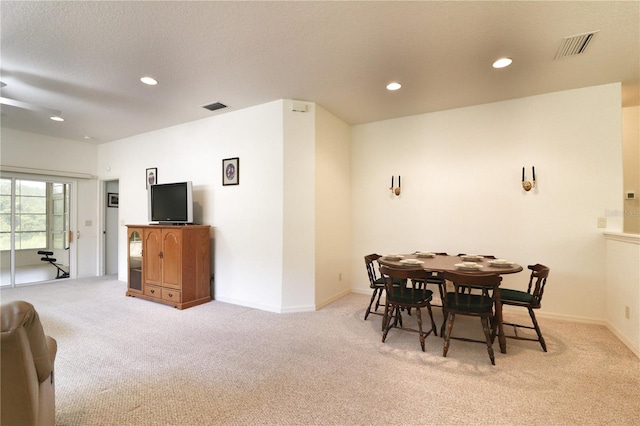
[203,102,227,111]
[555,31,599,59]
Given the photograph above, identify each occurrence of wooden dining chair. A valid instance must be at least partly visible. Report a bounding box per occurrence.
[364,254,406,323]
[364,254,386,321]
[500,264,550,351]
[412,252,449,333]
[379,266,438,352]
[440,271,502,365]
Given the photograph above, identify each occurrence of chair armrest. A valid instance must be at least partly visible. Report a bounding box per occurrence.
[1,301,54,383]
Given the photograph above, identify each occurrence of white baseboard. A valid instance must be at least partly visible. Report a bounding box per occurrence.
[605,321,640,359]
[316,288,352,310]
[214,296,316,314]
[502,306,606,325]
[214,296,281,313]
[280,304,317,314]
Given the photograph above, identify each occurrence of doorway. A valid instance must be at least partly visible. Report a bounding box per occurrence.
[0,177,72,287]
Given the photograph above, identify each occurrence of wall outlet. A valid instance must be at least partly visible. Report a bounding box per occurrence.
[597,217,607,228]
[625,305,630,319]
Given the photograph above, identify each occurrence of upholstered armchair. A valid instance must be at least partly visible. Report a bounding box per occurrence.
[1,300,57,426]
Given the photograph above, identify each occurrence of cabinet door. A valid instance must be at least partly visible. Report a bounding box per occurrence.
[143,228,163,287]
[127,228,143,293]
[161,229,182,288]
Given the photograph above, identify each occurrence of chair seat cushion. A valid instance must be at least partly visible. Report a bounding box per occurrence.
[445,293,493,313]
[388,288,433,304]
[500,288,535,304]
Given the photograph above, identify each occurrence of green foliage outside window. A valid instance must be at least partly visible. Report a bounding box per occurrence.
[0,179,47,250]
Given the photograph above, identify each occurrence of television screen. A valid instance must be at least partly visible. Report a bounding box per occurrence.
[148,181,193,223]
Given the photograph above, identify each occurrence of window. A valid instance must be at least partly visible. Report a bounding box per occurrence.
[50,183,70,249]
[0,178,10,250]
[0,179,47,250]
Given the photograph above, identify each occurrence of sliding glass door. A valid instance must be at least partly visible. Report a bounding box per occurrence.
[0,177,71,287]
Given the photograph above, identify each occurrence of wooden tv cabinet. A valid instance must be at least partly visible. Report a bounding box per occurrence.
[126,225,211,309]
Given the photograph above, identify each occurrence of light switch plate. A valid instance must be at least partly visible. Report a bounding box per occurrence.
[597,217,607,228]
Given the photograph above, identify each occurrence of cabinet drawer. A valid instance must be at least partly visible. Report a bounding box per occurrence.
[162,288,182,303]
[144,285,162,299]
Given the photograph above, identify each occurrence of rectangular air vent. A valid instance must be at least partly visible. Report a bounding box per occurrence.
[555,31,599,59]
[203,102,227,111]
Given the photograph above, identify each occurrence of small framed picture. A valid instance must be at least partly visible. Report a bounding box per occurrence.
[146,168,157,189]
[222,157,239,186]
[107,192,119,208]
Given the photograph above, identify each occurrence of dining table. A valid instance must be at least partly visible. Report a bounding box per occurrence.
[377,252,523,354]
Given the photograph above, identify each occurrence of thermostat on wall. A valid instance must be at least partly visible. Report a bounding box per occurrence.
[625,191,636,200]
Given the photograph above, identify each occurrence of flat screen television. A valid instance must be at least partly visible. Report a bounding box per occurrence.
[148,181,194,224]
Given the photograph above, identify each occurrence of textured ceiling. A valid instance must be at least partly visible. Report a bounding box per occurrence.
[1,1,638,144]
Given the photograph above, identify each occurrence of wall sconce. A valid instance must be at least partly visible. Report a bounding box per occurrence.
[522,166,536,191]
[390,175,401,196]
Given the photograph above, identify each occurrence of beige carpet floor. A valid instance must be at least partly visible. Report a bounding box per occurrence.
[2,276,639,425]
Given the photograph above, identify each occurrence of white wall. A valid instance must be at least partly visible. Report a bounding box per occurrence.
[0,128,98,176]
[1,100,353,312]
[622,106,640,234]
[605,233,640,356]
[315,105,352,308]
[1,85,630,326]
[98,99,354,313]
[75,179,99,277]
[281,101,316,312]
[98,101,287,312]
[0,128,99,277]
[351,84,623,321]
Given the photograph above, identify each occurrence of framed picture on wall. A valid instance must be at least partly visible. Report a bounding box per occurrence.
[146,168,157,189]
[107,193,119,208]
[222,157,239,186]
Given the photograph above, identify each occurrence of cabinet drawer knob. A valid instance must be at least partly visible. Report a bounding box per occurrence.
[168,293,173,298]
[150,289,155,294]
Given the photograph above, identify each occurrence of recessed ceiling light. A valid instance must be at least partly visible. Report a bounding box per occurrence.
[140,76,158,85]
[386,82,402,91]
[50,116,64,122]
[492,58,513,69]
